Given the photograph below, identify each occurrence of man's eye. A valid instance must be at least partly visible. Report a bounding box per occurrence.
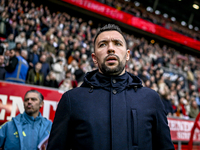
[116,42,122,46]
[99,43,106,47]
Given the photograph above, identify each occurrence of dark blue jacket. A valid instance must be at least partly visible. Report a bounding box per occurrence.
[40,62,50,79]
[47,70,174,150]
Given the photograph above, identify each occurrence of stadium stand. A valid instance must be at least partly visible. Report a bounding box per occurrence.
[0,0,200,121]
[97,0,200,41]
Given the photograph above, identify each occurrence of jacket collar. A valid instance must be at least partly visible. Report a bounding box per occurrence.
[81,69,143,92]
[23,112,42,123]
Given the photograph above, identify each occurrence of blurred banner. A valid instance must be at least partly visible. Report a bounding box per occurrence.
[0,81,63,124]
[168,117,200,142]
[62,0,200,51]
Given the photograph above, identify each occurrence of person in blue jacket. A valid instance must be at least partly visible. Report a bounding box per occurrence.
[0,90,52,150]
[47,24,174,150]
[5,48,29,83]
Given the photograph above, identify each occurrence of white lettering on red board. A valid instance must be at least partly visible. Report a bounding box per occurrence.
[0,94,57,121]
[168,119,194,132]
[43,100,57,119]
[0,94,7,120]
[7,96,24,120]
[177,132,191,139]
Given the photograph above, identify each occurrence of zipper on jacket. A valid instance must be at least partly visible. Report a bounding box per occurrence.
[133,86,137,92]
[89,85,94,93]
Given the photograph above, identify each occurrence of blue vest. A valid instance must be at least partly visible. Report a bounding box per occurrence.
[5,56,29,83]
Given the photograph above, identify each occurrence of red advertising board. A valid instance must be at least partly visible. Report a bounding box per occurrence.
[1,81,200,143]
[62,0,200,52]
[0,81,63,124]
[168,117,200,142]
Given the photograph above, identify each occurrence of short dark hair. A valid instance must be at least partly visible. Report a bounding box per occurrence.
[24,90,44,102]
[93,24,128,50]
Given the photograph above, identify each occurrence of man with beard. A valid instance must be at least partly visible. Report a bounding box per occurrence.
[0,90,52,150]
[47,24,174,150]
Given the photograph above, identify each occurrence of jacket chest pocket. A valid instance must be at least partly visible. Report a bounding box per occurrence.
[131,109,138,147]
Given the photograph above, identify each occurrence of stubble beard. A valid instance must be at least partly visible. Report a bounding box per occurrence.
[25,109,35,116]
[25,106,40,117]
[99,54,126,76]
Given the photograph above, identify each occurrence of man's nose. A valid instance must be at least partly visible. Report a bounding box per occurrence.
[26,99,32,103]
[107,43,115,54]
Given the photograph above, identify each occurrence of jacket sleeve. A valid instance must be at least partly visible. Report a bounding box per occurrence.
[152,94,175,150]
[0,122,8,148]
[5,57,18,72]
[47,92,72,150]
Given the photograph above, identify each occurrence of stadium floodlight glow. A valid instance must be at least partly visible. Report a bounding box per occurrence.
[146,6,153,12]
[181,21,186,26]
[171,17,176,22]
[155,10,161,15]
[150,39,155,44]
[194,27,199,31]
[163,13,168,18]
[193,4,199,9]
[134,1,140,7]
[188,24,193,29]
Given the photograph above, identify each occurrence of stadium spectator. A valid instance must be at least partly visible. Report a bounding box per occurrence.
[59,70,78,89]
[195,91,200,109]
[189,100,200,118]
[7,21,18,38]
[6,33,16,50]
[27,44,40,69]
[23,24,32,40]
[17,19,25,33]
[51,59,65,83]
[21,49,28,60]
[74,62,86,84]
[26,62,44,86]
[0,55,5,80]
[44,37,56,56]
[0,11,8,38]
[56,50,67,67]
[15,31,26,44]
[58,76,73,92]
[44,71,59,88]
[39,54,50,80]
[5,48,29,83]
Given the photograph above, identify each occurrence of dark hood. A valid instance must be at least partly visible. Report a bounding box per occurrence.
[81,69,143,92]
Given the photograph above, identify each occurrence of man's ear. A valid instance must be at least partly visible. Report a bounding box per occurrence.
[91,53,98,64]
[126,49,130,61]
[40,101,44,108]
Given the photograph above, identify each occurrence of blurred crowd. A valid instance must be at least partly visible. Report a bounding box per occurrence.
[0,0,200,119]
[97,0,200,41]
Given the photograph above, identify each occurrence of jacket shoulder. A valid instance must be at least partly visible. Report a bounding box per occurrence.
[41,117,52,125]
[12,113,24,123]
[140,87,159,95]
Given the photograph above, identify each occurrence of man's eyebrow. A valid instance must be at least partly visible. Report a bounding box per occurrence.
[97,40,108,45]
[25,97,38,100]
[112,39,123,43]
[98,39,123,44]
